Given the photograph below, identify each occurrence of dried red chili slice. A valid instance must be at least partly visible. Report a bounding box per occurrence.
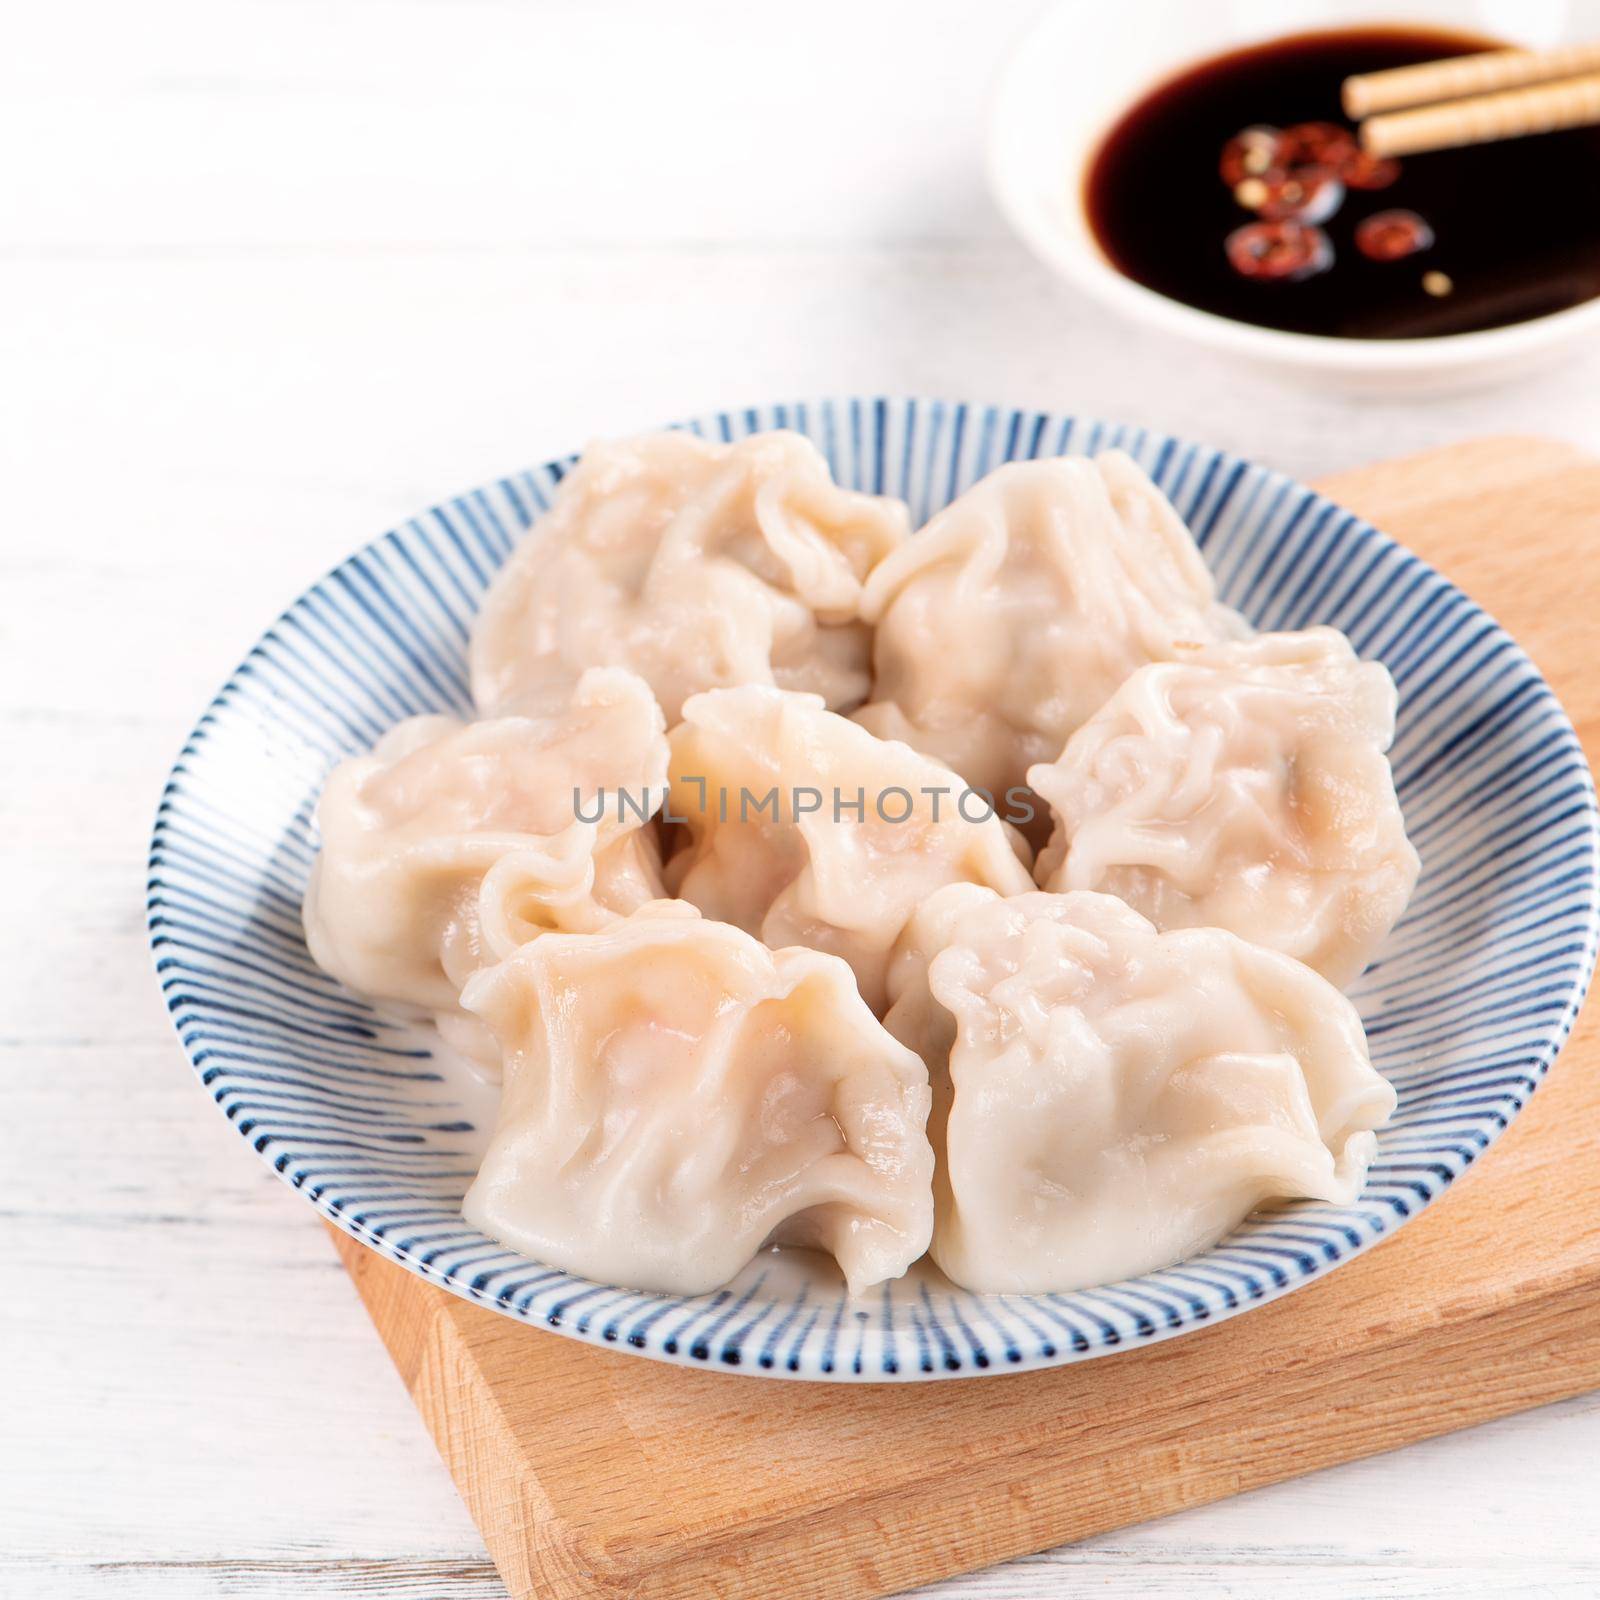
[1252,163,1344,224]
[1355,209,1435,262]
[1225,220,1333,282]
[1220,125,1285,186]
[1281,120,1359,167]
[1340,148,1402,190]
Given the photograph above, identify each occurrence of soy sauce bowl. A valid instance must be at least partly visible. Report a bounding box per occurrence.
[987,0,1600,393]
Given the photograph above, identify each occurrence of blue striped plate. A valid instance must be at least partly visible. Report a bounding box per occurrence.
[147,399,1600,1381]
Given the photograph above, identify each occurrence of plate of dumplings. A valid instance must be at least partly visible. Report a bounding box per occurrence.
[148,398,1599,1379]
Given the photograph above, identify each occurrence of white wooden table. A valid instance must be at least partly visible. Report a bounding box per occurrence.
[5,3,1600,1594]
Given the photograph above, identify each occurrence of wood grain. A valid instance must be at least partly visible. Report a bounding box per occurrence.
[327,438,1600,1600]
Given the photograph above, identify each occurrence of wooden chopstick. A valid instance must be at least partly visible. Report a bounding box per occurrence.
[1361,71,1600,158]
[1344,41,1600,117]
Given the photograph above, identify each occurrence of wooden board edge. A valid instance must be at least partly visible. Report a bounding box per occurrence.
[510,1272,1597,1599]
[330,1223,1600,1600]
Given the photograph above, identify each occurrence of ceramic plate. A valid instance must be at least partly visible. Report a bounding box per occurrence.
[147,398,1599,1380]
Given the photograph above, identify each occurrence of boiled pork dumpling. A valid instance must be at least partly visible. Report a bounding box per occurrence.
[470,429,911,723]
[460,901,935,1296]
[854,450,1248,817]
[1027,628,1419,987]
[302,668,669,1060]
[664,685,1034,1011]
[883,886,1396,1294]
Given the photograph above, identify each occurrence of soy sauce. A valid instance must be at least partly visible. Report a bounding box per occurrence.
[1084,27,1600,339]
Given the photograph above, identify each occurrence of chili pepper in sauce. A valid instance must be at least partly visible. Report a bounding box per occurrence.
[1339,150,1402,190]
[1280,120,1358,166]
[1356,210,1435,262]
[1220,126,1286,186]
[1251,165,1344,224]
[1225,221,1334,282]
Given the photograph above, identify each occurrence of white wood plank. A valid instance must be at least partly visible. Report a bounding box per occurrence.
[9,1557,1600,1600]
[7,251,1600,610]
[6,0,1017,253]
[1,1559,507,1598]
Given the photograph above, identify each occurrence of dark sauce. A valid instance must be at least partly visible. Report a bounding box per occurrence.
[1085,27,1600,338]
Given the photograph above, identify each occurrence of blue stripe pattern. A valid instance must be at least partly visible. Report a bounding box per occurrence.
[147,399,1600,1382]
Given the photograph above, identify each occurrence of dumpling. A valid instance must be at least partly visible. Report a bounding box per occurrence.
[664,685,1035,1012]
[883,886,1396,1294]
[470,429,911,723]
[853,450,1248,821]
[460,901,935,1296]
[1027,628,1419,987]
[302,668,669,1062]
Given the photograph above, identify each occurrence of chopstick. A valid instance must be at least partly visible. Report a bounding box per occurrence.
[1360,71,1600,158]
[1343,41,1600,116]
[1339,43,1600,159]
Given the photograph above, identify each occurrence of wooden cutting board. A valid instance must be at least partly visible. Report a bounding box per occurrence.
[327,436,1600,1600]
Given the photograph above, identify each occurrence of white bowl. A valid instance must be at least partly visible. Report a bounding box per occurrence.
[988,0,1600,392]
